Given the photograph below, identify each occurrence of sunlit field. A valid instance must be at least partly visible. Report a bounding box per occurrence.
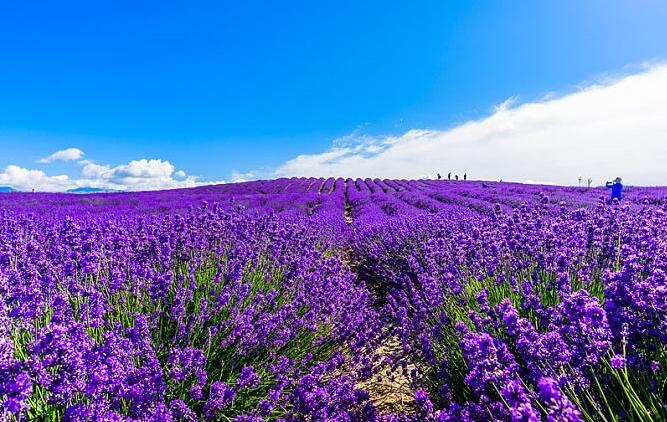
[1,178,666,421]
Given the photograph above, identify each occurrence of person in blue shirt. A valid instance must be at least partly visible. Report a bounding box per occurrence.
[605,177,623,201]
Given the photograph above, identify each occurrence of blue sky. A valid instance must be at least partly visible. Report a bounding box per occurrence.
[1,1,667,190]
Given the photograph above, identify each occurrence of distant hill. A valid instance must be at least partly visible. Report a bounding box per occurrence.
[66,187,121,194]
[0,186,16,193]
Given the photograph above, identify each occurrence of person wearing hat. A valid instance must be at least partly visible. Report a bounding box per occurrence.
[605,177,624,201]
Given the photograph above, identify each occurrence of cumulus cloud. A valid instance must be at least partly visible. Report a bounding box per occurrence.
[2,157,222,192]
[230,171,260,183]
[276,63,667,186]
[0,165,72,191]
[78,158,202,191]
[37,147,84,163]
[6,146,212,192]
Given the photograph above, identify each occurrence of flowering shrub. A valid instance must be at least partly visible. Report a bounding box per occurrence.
[0,200,380,420]
[352,184,667,420]
[1,177,666,420]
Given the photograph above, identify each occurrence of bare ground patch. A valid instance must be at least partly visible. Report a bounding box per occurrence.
[357,335,417,414]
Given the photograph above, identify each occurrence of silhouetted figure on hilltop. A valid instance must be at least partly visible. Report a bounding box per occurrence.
[606,177,623,201]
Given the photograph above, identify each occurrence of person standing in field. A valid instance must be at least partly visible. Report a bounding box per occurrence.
[606,177,623,201]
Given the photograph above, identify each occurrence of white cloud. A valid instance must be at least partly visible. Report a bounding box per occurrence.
[116,159,174,178]
[8,63,667,191]
[81,162,111,178]
[0,165,72,191]
[2,157,224,192]
[275,63,667,186]
[37,147,84,163]
[494,95,518,113]
[78,158,202,191]
[230,170,259,183]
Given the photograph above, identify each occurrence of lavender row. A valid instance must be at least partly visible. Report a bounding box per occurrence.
[0,204,382,420]
[352,197,667,420]
[2,178,667,420]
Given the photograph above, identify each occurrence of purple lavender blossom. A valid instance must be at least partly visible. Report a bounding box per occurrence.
[2,178,666,420]
[537,377,583,422]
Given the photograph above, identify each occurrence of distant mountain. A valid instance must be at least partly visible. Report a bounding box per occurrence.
[66,187,121,194]
[0,186,16,193]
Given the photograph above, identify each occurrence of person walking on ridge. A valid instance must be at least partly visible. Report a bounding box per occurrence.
[605,177,623,201]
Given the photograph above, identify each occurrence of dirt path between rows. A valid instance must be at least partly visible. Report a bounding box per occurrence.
[344,180,353,224]
[357,335,417,414]
[342,180,417,414]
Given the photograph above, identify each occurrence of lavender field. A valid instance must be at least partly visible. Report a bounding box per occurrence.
[1,178,666,421]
